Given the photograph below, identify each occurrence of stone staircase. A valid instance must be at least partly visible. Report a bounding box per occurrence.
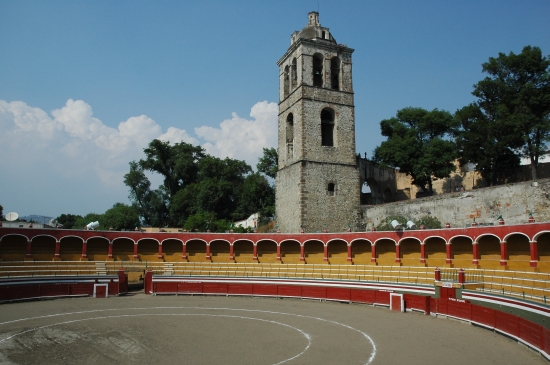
[163,262,174,276]
[95,262,107,276]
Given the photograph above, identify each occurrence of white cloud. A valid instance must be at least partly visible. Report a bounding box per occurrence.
[195,100,277,165]
[0,99,277,217]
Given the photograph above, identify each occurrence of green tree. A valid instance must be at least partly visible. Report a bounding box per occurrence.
[235,172,275,225]
[469,46,550,181]
[257,147,278,179]
[454,104,521,185]
[376,215,407,231]
[101,203,139,231]
[374,107,457,194]
[0,204,3,220]
[73,213,103,230]
[55,213,84,229]
[414,215,442,229]
[123,161,154,225]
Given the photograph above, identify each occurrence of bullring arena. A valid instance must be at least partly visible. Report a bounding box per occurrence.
[1,222,550,364]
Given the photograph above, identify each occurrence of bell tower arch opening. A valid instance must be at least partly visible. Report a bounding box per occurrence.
[321,108,335,147]
[313,53,323,87]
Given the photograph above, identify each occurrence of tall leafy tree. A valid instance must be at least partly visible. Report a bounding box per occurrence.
[101,203,140,231]
[257,147,278,179]
[55,213,84,229]
[454,103,522,185]
[471,46,550,180]
[374,107,457,194]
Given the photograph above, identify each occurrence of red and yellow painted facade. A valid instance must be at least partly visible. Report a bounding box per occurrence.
[1,222,549,271]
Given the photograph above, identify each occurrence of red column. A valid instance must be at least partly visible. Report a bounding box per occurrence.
[206,244,211,260]
[472,243,479,265]
[500,241,507,266]
[395,244,401,263]
[420,243,426,264]
[253,244,258,261]
[276,244,281,261]
[300,244,305,262]
[108,242,113,259]
[371,243,376,263]
[347,244,352,263]
[26,240,32,258]
[445,243,452,264]
[133,243,138,260]
[182,243,187,260]
[82,241,87,259]
[229,244,234,260]
[323,244,328,262]
[530,241,538,268]
[434,267,441,281]
[157,243,162,259]
[54,240,61,258]
[144,269,153,295]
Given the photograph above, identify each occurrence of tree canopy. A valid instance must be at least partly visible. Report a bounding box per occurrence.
[373,107,457,193]
[455,46,550,183]
[257,147,278,179]
[124,139,275,230]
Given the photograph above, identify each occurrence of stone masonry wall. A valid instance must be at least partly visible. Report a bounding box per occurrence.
[302,161,360,232]
[363,178,550,229]
[275,163,302,233]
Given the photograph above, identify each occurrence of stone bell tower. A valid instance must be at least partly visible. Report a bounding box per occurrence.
[275,12,360,233]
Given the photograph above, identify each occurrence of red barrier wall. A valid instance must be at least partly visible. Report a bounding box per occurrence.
[0,276,123,302]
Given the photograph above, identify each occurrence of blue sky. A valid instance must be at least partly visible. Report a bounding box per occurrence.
[1,1,549,218]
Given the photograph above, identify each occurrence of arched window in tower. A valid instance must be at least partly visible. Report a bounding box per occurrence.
[331,57,340,90]
[327,182,335,196]
[283,65,290,98]
[291,58,297,89]
[313,54,323,87]
[286,113,294,160]
[286,113,294,143]
[321,109,334,147]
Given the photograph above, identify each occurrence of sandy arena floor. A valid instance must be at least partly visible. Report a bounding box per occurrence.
[0,294,545,365]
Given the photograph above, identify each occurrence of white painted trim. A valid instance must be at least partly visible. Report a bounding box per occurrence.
[390,293,404,312]
[93,284,109,298]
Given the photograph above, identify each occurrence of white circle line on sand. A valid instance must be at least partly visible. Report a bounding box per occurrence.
[0,313,311,365]
[0,305,377,364]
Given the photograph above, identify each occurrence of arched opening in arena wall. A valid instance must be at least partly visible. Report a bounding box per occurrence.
[234,240,254,263]
[162,239,184,262]
[450,236,474,268]
[138,239,159,261]
[351,239,372,264]
[256,240,277,263]
[186,240,207,262]
[32,235,56,261]
[209,240,231,262]
[506,233,531,270]
[59,236,83,261]
[375,239,396,266]
[113,238,134,261]
[327,239,348,264]
[280,240,301,264]
[537,232,550,270]
[86,237,109,261]
[478,235,501,269]
[400,238,421,266]
[425,237,446,267]
[0,234,27,261]
[304,240,324,264]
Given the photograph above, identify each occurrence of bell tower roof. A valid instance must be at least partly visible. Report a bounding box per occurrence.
[291,11,336,45]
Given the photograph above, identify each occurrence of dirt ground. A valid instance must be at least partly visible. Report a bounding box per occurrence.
[0,294,545,365]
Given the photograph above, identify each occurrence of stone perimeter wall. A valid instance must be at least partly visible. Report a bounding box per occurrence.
[363,178,550,228]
